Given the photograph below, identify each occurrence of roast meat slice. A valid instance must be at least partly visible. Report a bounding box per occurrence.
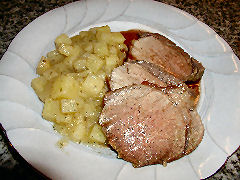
[110,61,199,107]
[129,32,205,82]
[100,85,189,167]
[110,61,184,91]
[133,60,184,86]
[166,87,204,155]
[147,85,204,155]
[110,62,167,91]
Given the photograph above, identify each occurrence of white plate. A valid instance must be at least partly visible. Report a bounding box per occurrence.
[0,0,239,179]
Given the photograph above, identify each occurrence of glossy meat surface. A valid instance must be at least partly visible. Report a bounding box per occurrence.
[129,33,205,82]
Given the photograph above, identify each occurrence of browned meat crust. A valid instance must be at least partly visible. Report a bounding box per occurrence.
[129,32,205,82]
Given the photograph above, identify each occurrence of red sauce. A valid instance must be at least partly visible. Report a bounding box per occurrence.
[121,30,142,60]
[185,81,200,105]
[121,30,141,48]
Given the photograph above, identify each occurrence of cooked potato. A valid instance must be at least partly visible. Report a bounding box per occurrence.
[86,54,104,73]
[51,75,80,99]
[110,32,125,43]
[71,120,87,142]
[55,34,72,46]
[31,76,50,101]
[93,42,108,56]
[42,99,70,123]
[46,50,65,64]
[105,54,119,74]
[57,44,74,56]
[73,59,87,72]
[42,69,58,80]
[82,75,105,96]
[61,99,78,113]
[90,124,106,143]
[31,76,47,92]
[36,56,51,75]
[32,25,127,145]
[64,46,83,67]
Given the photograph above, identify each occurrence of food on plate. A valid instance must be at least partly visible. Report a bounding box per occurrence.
[99,30,205,167]
[31,25,127,145]
[32,26,205,168]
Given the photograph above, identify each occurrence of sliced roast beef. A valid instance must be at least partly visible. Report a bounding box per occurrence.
[100,30,205,167]
[110,61,184,91]
[110,60,199,107]
[165,87,204,155]
[109,62,167,91]
[134,60,184,86]
[129,32,205,82]
[100,85,188,167]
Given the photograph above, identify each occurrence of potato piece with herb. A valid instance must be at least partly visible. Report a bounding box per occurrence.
[73,59,87,72]
[51,75,80,99]
[86,54,104,73]
[105,54,119,74]
[37,56,51,75]
[71,120,87,142]
[31,76,53,102]
[90,124,106,143]
[42,69,58,80]
[42,99,71,124]
[82,75,104,96]
[47,50,65,64]
[61,98,84,113]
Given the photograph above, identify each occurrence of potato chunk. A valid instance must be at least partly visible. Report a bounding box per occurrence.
[55,34,72,46]
[57,44,74,56]
[31,77,51,101]
[82,75,104,96]
[93,42,109,57]
[105,54,119,74]
[37,56,51,75]
[86,54,104,73]
[42,99,71,123]
[90,124,106,143]
[71,120,87,142]
[51,75,80,99]
[110,32,125,44]
[31,76,47,92]
[61,98,84,113]
[61,99,78,113]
